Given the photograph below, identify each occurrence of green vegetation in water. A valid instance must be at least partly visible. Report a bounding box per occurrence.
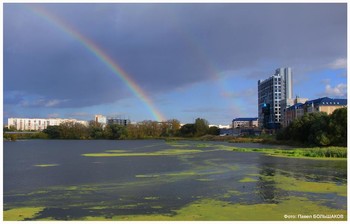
[195,143,212,148]
[196,178,214,182]
[79,140,345,159]
[222,190,242,198]
[265,174,347,197]
[82,149,203,157]
[165,141,191,147]
[79,196,346,221]
[165,171,197,177]
[3,207,45,221]
[238,177,258,183]
[34,164,59,167]
[144,196,159,200]
[231,146,347,159]
[134,158,238,183]
[135,174,160,178]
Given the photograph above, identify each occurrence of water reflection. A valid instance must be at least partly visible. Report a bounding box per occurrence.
[256,166,278,203]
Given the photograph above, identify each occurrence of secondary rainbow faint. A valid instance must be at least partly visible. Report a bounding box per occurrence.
[25,4,166,122]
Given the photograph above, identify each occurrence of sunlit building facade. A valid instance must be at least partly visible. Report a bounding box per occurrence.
[8,118,88,131]
[304,97,347,114]
[95,114,107,125]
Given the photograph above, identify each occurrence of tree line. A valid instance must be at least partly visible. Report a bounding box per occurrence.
[40,118,219,140]
[276,107,347,146]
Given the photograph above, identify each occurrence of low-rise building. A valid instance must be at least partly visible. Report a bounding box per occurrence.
[8,118,88,131]
[284,103,305,127]
[283,97,309,127]
[304,97,347,115]
[232,118,258,129]
[283,97,347,127]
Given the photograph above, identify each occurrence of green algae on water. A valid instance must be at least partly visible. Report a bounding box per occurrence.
[144,196,159,200]
[196,178,214,182]
[268,174,347,197]
[80,196,347,221]
[135,174,160,178]
[82,149,203,157]
[34,164,59,167]
[3,207,45,221]
[166,142,191,148]
[239,177,258,183]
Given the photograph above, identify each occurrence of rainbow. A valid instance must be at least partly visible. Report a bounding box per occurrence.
[25,4,166,121]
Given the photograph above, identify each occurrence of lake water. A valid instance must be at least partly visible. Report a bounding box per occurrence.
[3,140,347,221]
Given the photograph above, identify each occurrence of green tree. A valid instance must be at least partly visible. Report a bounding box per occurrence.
[59,122,89,139]
[43,126,61,139]
[179,123,196,137]
[308,113,330,146]
[194,118,209,137]
[4,126,16,132]
[168,119,181,136]
[277,108,347,146]
[105,124,127,139]
[315,132,331,146]
[329,107,347,146]
[88,121,105,139]
[208,126,220,135]
[159,119,181,137]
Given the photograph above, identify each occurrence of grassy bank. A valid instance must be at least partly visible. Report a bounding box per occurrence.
[231,146,347,159]
[163,135,272,143]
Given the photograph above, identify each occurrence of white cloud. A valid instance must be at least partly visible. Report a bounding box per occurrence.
[328,58,347,69]
[324,83,347,97]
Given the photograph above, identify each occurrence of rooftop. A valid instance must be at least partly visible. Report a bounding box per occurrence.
[232,117,258,122]
[305,97,347,106]
[286,103,304,110]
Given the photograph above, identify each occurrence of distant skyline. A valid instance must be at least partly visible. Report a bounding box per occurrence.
[3,3,347,125]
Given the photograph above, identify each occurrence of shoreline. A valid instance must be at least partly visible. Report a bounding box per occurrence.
[4,136,347,160]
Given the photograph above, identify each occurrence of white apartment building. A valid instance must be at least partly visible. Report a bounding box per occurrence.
[8,118,88,131]
[95,114,107,125]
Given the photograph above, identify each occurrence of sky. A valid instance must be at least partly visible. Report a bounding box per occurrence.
[3,3,347,125]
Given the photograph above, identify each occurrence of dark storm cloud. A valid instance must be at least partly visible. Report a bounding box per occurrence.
[4,3,346,108]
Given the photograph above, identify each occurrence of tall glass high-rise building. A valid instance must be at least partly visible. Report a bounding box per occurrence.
[258,67,293,128]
